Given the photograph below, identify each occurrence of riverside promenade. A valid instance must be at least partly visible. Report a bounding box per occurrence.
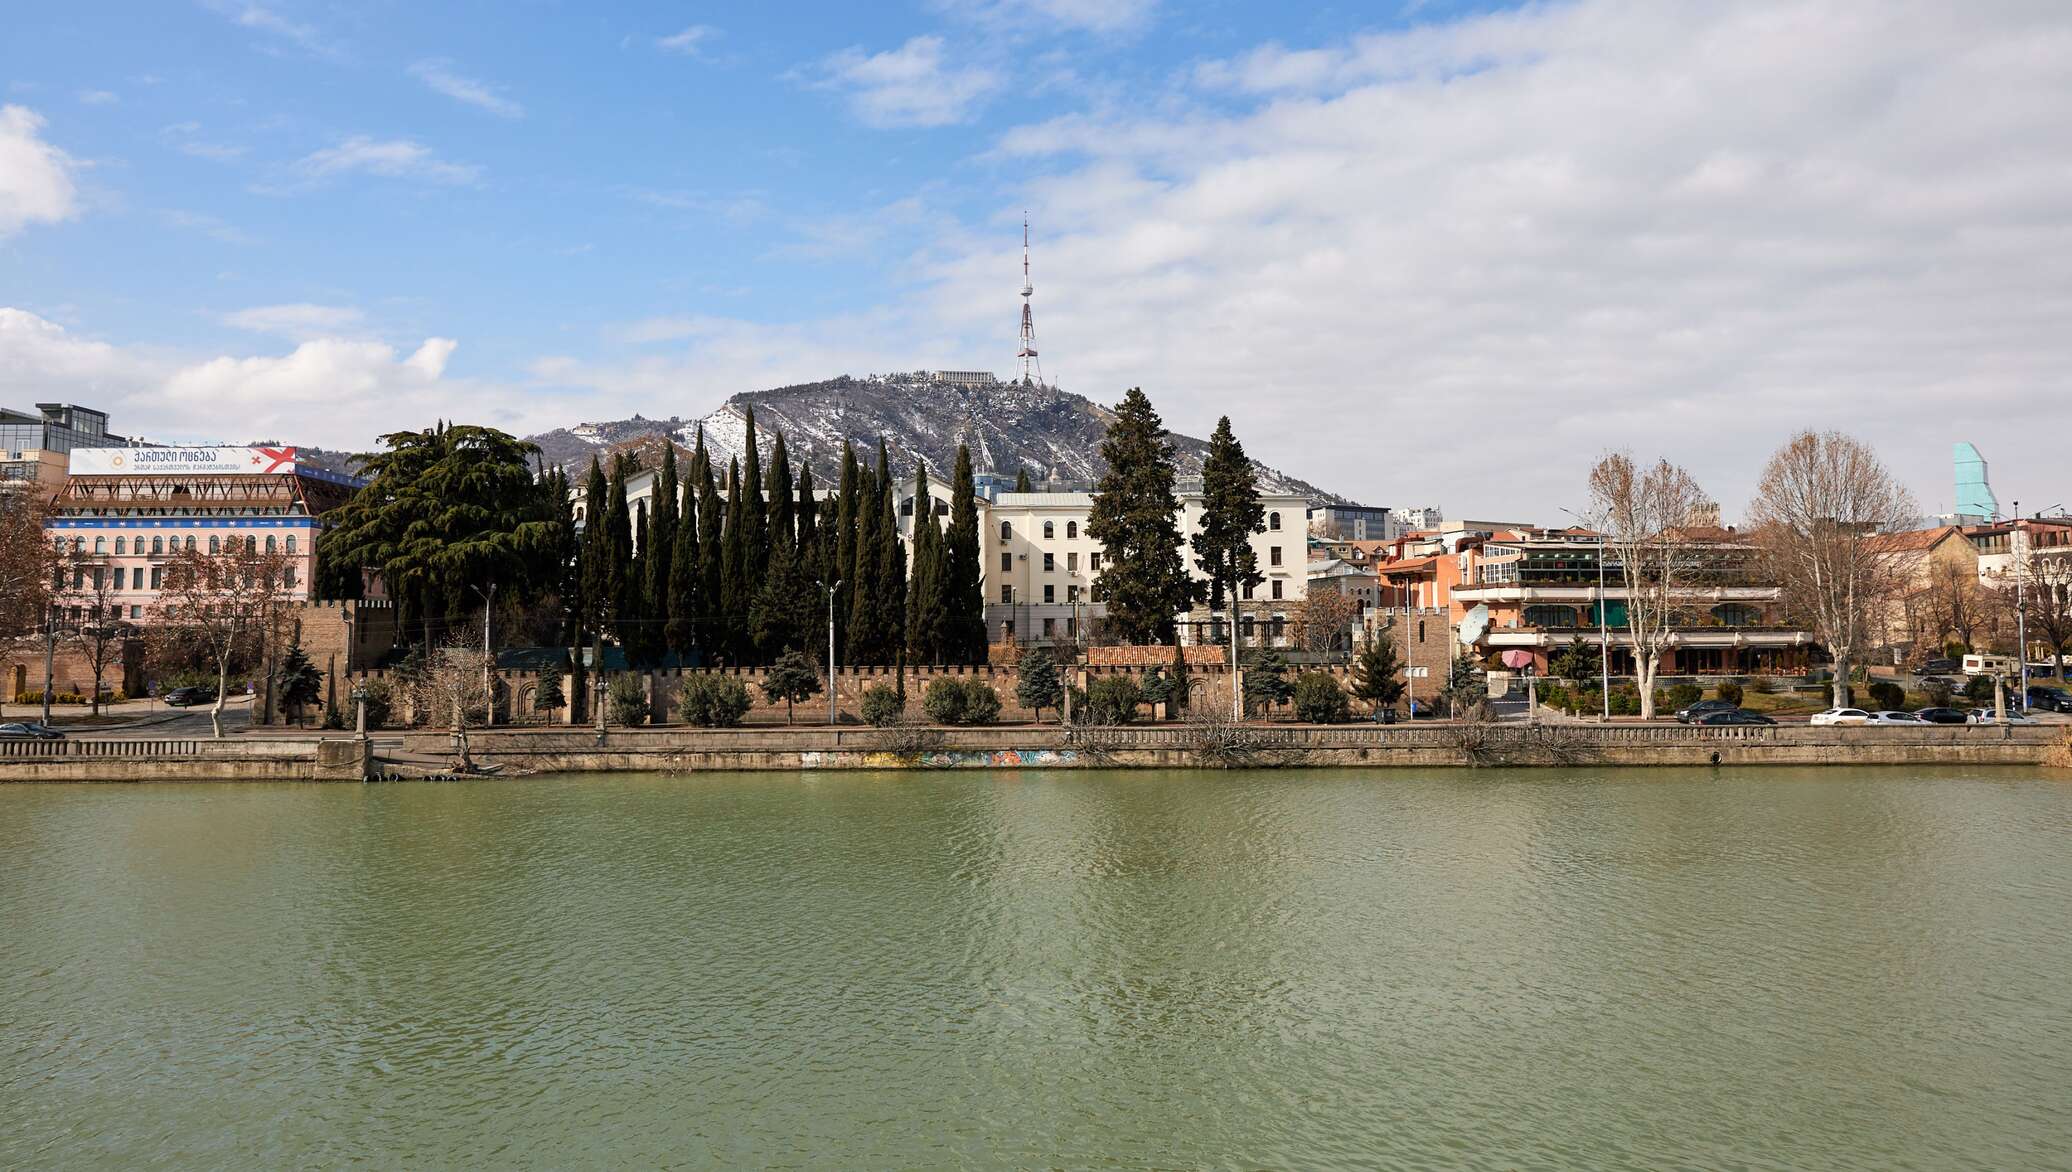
[3,722,2066,781]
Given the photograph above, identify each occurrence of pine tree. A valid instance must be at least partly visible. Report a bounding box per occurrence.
[905,462,943,662]
[1015,467,1032,493]
[276,641,323,724]
[569,643,588,724]
[536,659,567,715]
[1192,416,1265,615]
[1351,628,1406,712]
[721,456,747,663]
[751,535,816,659]
[846,450,883,663]
[1016,644,1062,721]
[694,431,722,659]
[740,406,768,585]
[946,444,984,664]
[1086,388,1194,645]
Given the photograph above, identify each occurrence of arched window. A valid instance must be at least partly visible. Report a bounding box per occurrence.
[1067,521,1078,539]
[285,535,296,554]
[209,536,221,554]
[151,537,163,554]
[1269,511,1281,531]
[114,537,126,555]
[1043,521,1054,539]
[265,535,277,553]
[183,536,195,551]
[999,521,1011,541]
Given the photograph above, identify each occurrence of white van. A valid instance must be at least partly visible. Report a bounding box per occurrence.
[1962,653,2018,677]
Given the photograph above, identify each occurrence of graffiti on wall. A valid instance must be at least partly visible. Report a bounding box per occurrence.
[798,748,1084,769]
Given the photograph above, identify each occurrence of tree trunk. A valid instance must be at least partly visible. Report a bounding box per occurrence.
[211,656,229,739]
[1635,651,1659,720]
[1831,653,1851,708]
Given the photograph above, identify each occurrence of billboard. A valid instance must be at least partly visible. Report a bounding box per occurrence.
[68,447,299,476]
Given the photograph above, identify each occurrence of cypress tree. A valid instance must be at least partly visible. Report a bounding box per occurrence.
[795,465,819,570]
[694,431,722,657]
[1086,387,1193,645]
[666,470,699,659]
[721,456,747,663]
[834,442,859,655]
[1015,467,1032,493]
[1191,415,1265,629]
[740,407,768,584]
[646,442,680,654]
[578,458,614,639]
[846,451,882,664]
[905,462,943,662]
[874,440,907,664]
[946,444,984,663]
[766,431,794,556]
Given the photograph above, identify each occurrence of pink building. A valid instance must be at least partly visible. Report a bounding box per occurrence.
[44,447,362,626]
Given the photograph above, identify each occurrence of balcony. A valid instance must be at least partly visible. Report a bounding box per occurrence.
[1452,582,1781,603]
[1483,626,1812,649]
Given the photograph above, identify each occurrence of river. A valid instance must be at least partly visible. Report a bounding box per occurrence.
[4,767,2069,1169]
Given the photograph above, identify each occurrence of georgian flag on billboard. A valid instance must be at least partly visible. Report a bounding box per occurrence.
[68,447,298,475]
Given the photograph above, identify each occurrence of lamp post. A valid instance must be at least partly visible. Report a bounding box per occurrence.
[470,582,496,726]
[350,681,368,740]
[823,578,842,725]
[2012,502,2029,713]
[42,603,57,726]
[1561,506,1613,722]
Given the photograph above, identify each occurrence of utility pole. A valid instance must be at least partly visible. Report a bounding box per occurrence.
[2014,502,2029,713]
[42,604,56,726]
[1229,588,1242,721]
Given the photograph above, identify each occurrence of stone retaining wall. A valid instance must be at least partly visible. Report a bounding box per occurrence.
[0,736,369,782]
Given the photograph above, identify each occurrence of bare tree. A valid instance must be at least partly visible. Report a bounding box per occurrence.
[1587,453,1708,719]
[1291,588,1362,657]
[1747,431,1918,708]
[409,637,493,771]
[0,495,56,638]
[51,547,132,715]
[151,540,293,738]
[2001,549,2072,681]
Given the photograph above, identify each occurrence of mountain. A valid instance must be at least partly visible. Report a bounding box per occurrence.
[525,373,1343,503]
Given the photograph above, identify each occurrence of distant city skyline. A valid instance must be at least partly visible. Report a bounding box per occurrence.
[3,0,2069,518]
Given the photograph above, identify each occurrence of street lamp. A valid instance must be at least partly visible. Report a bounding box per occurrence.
[1560,506,1613,722]
[350,681,368,739]
[470,582,496,725]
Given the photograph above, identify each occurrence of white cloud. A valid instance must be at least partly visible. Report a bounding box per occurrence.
[0,306,572,449]
[159,209,257,245]
[937,0,1157,35]
[409,59,523,118]
[77,89,119,106]
[813,36,1003,128]
[293,136,480,185]
[657,25,718,56]
[945,0,2072,517]
[160,121,247,161]
[0,105,79,237]
[222,303,365,340]
[212,2,342,60]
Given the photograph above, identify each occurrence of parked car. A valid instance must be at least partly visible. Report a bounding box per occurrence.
[1863,710,1924,725]
[1809,708,1871,726]
[1969,708,2039,726]
[1675,698,1742,724]
[1694,709,1776,726]
[2022,686,2072,713]
[161,686,217,708]
[1919,657,1959,675]
[1913,707,1970,725]
[0,721,65,739]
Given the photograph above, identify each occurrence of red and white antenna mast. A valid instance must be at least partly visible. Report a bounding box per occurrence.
[1016,214,1042,386]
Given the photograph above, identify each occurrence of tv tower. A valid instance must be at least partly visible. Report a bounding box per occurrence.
[1016,215,1042,386]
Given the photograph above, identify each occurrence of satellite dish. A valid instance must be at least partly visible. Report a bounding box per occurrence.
[1458,604,1490,646]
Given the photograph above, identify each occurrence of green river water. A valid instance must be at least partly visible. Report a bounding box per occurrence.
[3,767,2070,1169]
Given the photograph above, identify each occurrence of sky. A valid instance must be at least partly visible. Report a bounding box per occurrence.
[3,0,2070,521]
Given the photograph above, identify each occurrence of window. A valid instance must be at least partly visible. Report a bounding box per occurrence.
[901,497,914,516]
[936,500,948,517]
[93,537,104,553]
[1042,617,1056,637]
[1044,521,1054,539]
[1001,552,1012,573]
[1090,582,1104,602]
[1066,552,1078,572]
[132,568,144,589]
[1242,582,1255,600]
[1269,512,1281,531]
[209,536,220,554]
[1271,615,1286,640]
[1066,521,1077,539]
[1271,579,1284,600]
[1418,620,1426,641]
[129,605,141,619]
[151,568,163,589]
[1043,552,1055,572]
[1044,585,1055,603]
[1243,616,1257,638]
[1000,521,1011,541]
[265,535,277,553]
[1066,617,1078,639]
[184,536,194,551]
[1067,585,1080,604]
[1001,585,1013,603]
[285,535,296,554]
[151,537,163,554]
[114,537,125,555]
[1270,546,1282,567]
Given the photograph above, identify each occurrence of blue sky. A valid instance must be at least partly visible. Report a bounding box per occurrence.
[4,1,2069,517]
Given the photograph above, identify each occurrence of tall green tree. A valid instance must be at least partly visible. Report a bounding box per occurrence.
[665,455,700,658]
[1086,388,1194,645]
[905,462,944,662]
[645,442,680,658]
[945,444,985,663]
[693,431,722,658]
[739,407,769,584]
[1192,416,1264,615]
[1015,467,1032,493]
[795,464,819,571]
[874,440,907,664]
[720,456,748,662]
[316,423,565,649]
[1351,629,1406,713]
[576,458,616,638]
[766,430,794,556]
[846,449,883,663]
[605,467,640,659]
[833,442,859,656]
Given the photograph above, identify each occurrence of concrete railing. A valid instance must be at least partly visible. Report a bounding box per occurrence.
[0,736,368,780]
